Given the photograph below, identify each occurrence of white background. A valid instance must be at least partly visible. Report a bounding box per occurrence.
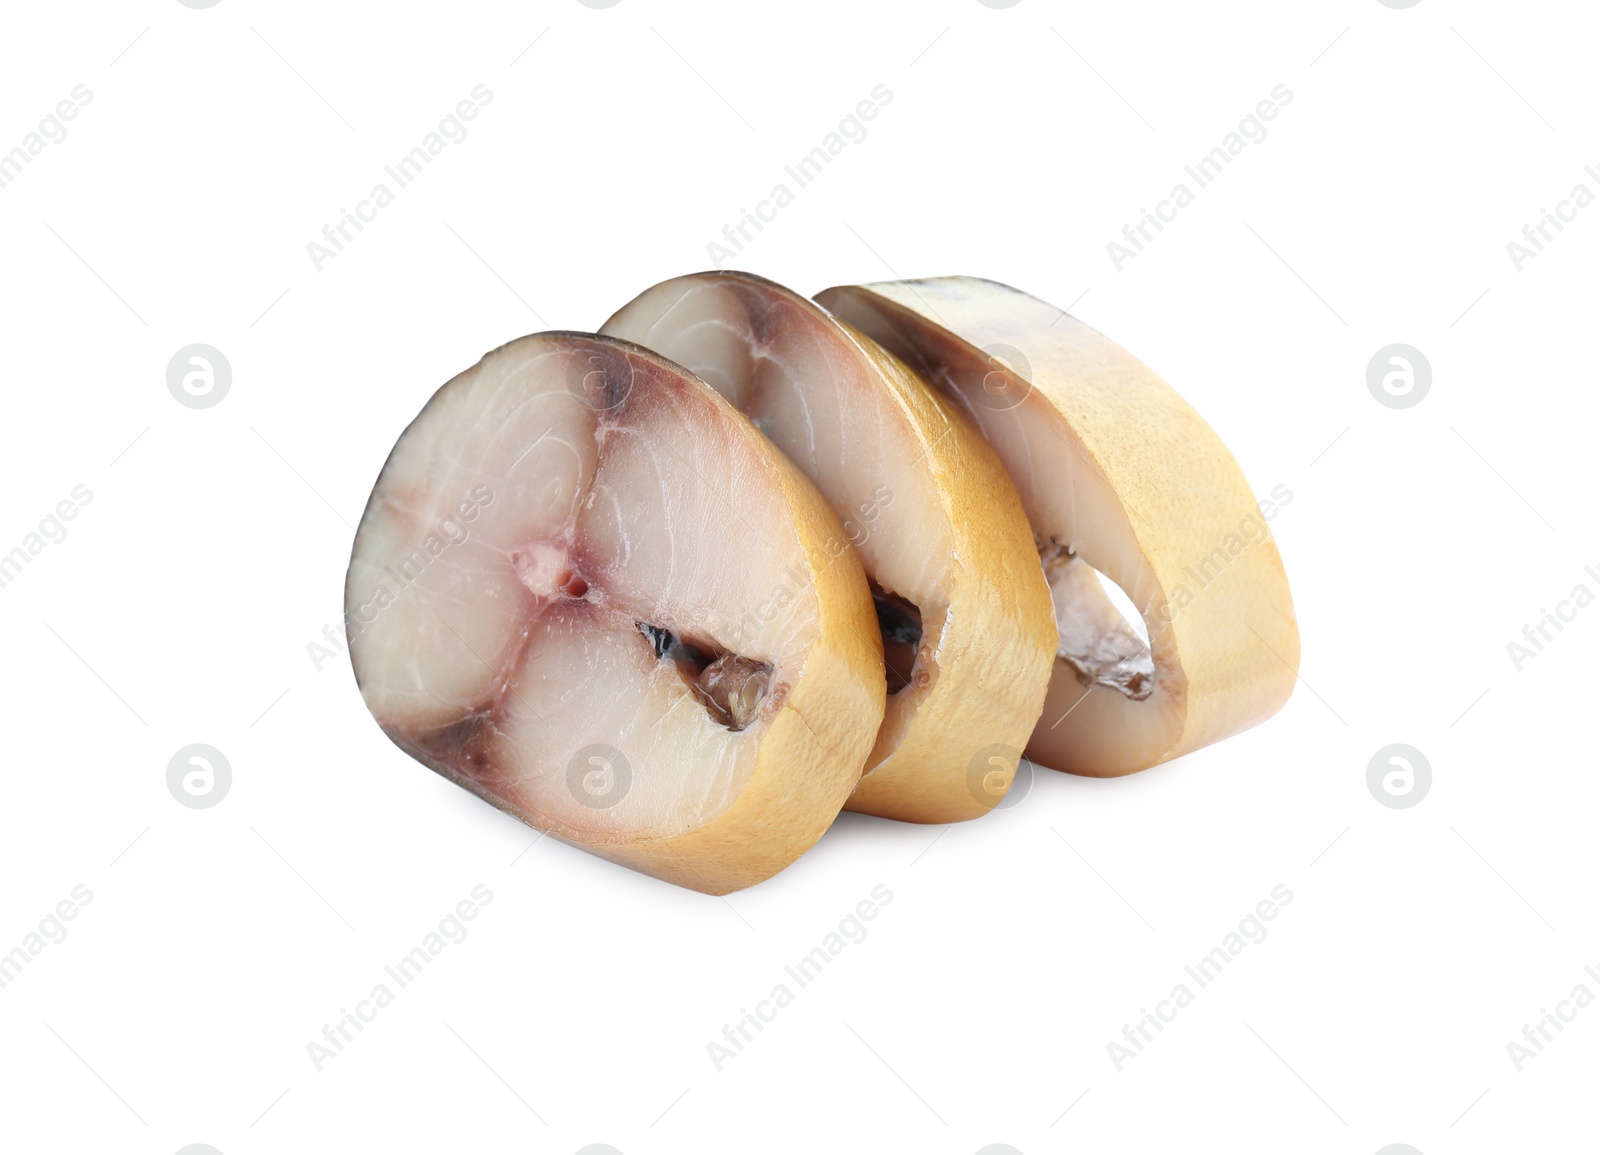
[0,1,1594,1153]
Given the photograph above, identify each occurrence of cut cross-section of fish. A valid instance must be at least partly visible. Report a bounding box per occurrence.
[602,271,1056,822]
[816,277,1299,778]
[345,332,885,893]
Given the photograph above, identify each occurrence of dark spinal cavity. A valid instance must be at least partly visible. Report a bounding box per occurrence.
[871,582,923,695]
[638,622,675,661]
[1039,540,1154,701]
[694,654,773,731]
[637,622,772,731]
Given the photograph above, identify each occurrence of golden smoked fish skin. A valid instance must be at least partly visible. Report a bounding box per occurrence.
[818,277,1299,778]
[604,271,1055,822]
